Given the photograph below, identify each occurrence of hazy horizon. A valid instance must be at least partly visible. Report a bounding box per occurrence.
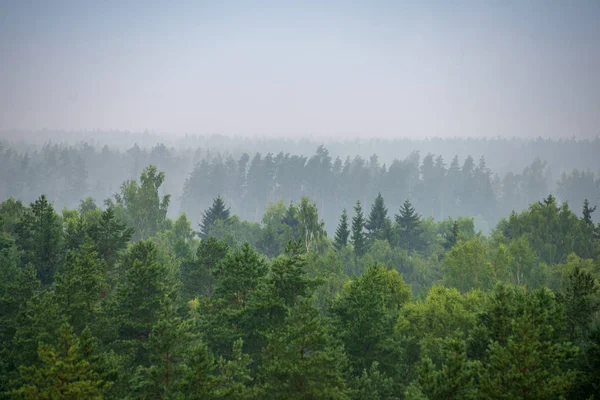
[1,1,600,139]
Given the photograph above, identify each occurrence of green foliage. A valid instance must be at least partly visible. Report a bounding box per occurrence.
[405,336,480,400]
[334,208,350,250]
[200,195,231,239]
[331,264,411,377]
[55,237,108,333]
[365,193,392,243]
[15,195,64,285]
[213,243,267,309]
[351,201,367,258]
[109,241,173,366]
[14,323,111,399]
[395,199,424,253]
[88,206,134,270]
[114,165,170,241]
[442,237,494,292]
[296,197,325,253]
[2,176,599,400]
[261,300,349,399]
[181,236,229,299]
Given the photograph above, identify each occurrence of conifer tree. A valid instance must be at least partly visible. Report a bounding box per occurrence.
[110,241,172,365]
[365,192,392,242]
[331,264,411,377]
[582,199,596,225]
[88,206,134,270]
[130,298,192,399]
[181,236,229,299]
[260,300,349,400]
[55,236,108,333]
[15,195,63,285]
[395,199,424,253]
[213,243,267,309]
[14,323,111,399]
[334,209,350,249]
[199,195,231,239]
[351,201,367,258]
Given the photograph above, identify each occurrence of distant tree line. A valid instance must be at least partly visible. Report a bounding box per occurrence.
[0,140,599,236]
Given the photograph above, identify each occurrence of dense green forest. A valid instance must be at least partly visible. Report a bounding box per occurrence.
[1,136,600,235]
[1,159,599,399]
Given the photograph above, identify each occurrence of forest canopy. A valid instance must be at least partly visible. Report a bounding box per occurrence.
[1,146,599,398]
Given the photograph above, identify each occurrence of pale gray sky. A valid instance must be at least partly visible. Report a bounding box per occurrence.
[1,1,599,139]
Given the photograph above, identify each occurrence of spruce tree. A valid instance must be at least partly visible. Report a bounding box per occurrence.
[334,209,350,250]
[351,201,367,258]
[365,192,391,242]
[582,199,596,225]
[395,199,424,253]
[199,195,231,239]
[15,195,63,285]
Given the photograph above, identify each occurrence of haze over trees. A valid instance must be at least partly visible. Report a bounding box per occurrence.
[0,152,599,399]
[1,136,599,236]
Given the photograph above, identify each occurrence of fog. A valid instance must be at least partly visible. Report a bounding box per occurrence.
[1,1,600,139]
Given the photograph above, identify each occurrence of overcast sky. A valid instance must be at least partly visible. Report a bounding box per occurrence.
[1,1,599,139]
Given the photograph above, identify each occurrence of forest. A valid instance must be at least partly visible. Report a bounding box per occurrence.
[0,137,599,399]
[1,136,600,235]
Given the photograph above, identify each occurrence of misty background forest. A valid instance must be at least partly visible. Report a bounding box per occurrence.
[1,133,600,234]
[1,133,599,399]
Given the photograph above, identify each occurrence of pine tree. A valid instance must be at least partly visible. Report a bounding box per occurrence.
[214,339,257,400]
[14,323,111,399]
[365,192,391,242]
[260,300,349,400]
[55,236,108,333]
[199,195,231,239]
[213,243,267,310]
[351,201,367,258]
[181,236,229,299]
[130,298,192,399]
[88,206,134,270]
[395,199,424,253]
[111,241,172,365]
[334,209,350,249]
[405,336,479,400]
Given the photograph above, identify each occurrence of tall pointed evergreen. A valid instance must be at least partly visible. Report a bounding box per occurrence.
[365,192,391,242]
[351,201,367,257]
[334,209,350,249]
[199,195,231,239]
[15,195,63,285]
[395,199,424,253]
[582,199,596,225]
